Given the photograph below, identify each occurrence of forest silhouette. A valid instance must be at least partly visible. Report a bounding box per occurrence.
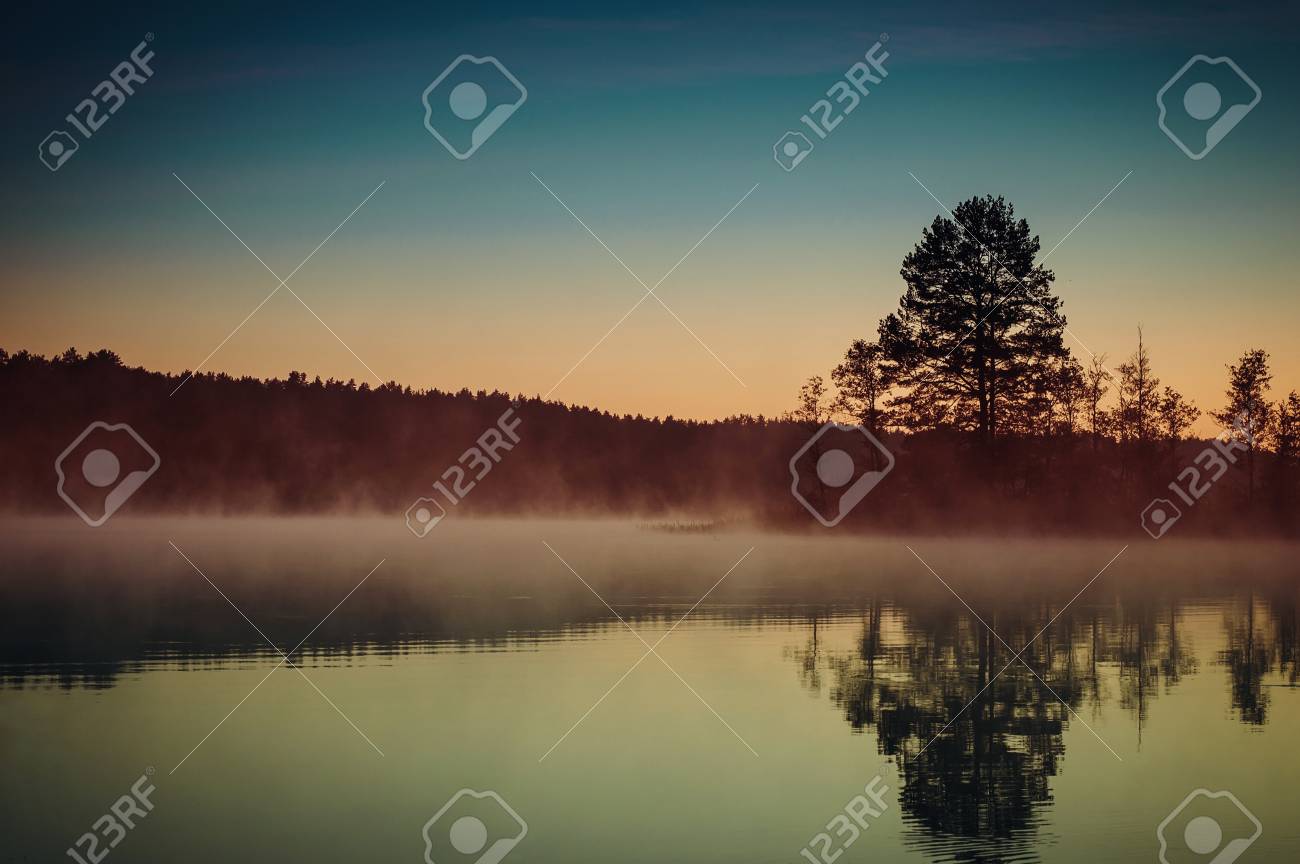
[3,195,1297,535]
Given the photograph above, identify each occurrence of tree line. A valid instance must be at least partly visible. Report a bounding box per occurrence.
[1,195,1295,534]
[791,194,1299,523]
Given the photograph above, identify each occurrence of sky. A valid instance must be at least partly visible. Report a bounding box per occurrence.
[2,0,1299,430]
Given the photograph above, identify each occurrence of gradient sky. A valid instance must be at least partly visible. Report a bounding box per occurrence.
[3,1,1299,430]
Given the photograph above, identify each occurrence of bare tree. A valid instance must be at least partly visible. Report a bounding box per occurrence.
[1083,354,1112,450]
[1050,356,1086,435]
[1116,329,1160,446]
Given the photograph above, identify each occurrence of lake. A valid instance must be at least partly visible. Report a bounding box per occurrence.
[2,518,1297,863]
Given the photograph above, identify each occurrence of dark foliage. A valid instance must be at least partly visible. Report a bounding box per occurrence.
[2,347,1296,535]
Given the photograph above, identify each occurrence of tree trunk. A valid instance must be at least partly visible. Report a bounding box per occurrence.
[1248,443,1256,506]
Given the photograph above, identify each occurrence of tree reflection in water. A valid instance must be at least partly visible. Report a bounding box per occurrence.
[791,590,1295,864]
[1222,588,1300,725]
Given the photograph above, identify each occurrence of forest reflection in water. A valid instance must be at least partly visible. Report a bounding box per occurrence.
[787,589,1298,862]
[2,519,1298,863]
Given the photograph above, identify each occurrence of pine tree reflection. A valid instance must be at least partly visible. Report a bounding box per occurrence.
[816,604,1074,862]
[791,590,1300,861]
[1221,589,1299,724]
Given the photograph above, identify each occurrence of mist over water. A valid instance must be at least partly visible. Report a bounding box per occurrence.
[5,0,1299,860]
[2,518,1298,863]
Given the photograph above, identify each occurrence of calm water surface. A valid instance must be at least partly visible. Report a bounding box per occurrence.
[2,519,1298,863]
